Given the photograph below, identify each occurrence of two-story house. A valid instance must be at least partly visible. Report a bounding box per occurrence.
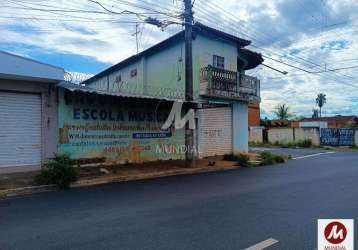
[58,23,263,163]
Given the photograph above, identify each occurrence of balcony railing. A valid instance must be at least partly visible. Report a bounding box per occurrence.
[200,66,260,102]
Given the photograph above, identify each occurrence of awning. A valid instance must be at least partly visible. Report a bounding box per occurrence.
[240,48,264,70]
[58,81,197,103]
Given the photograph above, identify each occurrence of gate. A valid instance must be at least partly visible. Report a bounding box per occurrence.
[320,128,355,146]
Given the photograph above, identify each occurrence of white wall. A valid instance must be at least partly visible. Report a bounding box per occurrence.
[295,128,320,146]
[268,128,294,144]
[268,127,320,146]
[249,126,263,143]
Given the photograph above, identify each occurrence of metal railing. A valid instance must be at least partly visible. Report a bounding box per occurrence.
[200,66,260,101]
[239,74,260,96]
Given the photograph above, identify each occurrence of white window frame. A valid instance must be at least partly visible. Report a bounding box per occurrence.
[213,55,225,69]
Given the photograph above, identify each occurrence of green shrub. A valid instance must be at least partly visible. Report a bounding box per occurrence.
[35,154,78,189]
[260,151,276,165]
[273,155,285,163]
[297,139,312,148]
[223,154,239,161]
[259,151,286,166]
[237,154,251,168]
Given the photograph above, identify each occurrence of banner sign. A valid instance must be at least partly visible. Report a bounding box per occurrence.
[58,89,185,163]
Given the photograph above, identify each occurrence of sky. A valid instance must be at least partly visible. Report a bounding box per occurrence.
[0,0,358,119]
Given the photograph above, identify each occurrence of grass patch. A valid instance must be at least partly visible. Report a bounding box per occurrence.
[250,140,313,149]
[262,139,313,149]
[259,151,286,166]
[237,154,252,168]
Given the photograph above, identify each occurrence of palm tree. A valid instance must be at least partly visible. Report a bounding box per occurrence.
[273,104,291,120]
[316,93,327,118]
[312,109,319,118]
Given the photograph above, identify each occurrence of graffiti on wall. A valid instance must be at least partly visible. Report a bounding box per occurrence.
[320,128,355,146]
[58,89,185,163]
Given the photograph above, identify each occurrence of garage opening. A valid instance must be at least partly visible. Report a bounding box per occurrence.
[0,91,42,168]
[197,105,233,158]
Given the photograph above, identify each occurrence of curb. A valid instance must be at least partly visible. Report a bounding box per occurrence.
[72,165,239,188]
[0,185,58,199]
[0,165,239,199]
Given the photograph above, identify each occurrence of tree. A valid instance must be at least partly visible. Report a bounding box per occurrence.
[316,93,326,118]
[273,104,292,120]
[312,109,319,118]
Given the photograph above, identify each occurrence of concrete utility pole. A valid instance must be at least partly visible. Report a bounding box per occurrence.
[184,0,194,164]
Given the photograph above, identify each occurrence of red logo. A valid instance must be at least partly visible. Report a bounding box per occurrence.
[324,221,347,244]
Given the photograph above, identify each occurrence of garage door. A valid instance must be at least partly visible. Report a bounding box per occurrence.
[197,106,232,157]
[0,91,42,168]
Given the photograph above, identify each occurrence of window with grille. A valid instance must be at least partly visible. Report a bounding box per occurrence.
[213,55,225,69]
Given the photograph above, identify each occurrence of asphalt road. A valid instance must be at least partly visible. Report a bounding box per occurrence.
[1,150,358,250]
[249,146,331,158]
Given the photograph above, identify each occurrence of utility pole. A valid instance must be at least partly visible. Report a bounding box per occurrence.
[184,0,194,164]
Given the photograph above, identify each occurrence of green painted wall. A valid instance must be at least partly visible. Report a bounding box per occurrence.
[57,89,185,163]
[192,34,239,104]
[88,33,243,104]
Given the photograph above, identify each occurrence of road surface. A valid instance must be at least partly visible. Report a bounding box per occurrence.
[1,150,357,250]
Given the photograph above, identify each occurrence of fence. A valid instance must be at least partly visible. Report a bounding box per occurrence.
[249,127,264,143]
[266,127,358,147]
[267,128,321,146]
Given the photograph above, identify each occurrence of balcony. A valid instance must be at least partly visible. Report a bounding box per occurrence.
[200,66,260,102]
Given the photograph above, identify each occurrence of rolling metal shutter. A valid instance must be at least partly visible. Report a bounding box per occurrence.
[0,91,42,168]
[198,106,233,157]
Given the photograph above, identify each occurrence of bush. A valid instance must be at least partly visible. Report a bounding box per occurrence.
[259,151,285,166]
[237,154,251,168]
[223,154,239,161]
[35,154,78,189]
[297,139,312,148]
[273,155,285,163]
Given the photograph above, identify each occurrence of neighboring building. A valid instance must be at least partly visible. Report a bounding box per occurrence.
[57,22,263,163]
[0,51,64,173]
[248,103,260,127]
[248,103,264,143]
[300,116,358,129]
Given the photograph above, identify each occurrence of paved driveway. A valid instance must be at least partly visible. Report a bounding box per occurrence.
[0,151,357,250]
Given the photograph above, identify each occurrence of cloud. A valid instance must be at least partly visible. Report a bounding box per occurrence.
[0,0,358,118]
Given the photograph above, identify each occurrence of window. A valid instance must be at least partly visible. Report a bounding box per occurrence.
[213,55,225,69]
[130,68,137,77]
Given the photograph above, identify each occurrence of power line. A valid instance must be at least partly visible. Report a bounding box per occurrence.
[195,7,357,85]
[195,1,358,83]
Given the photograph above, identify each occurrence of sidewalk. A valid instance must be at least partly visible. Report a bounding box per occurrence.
[0,158,239,198]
